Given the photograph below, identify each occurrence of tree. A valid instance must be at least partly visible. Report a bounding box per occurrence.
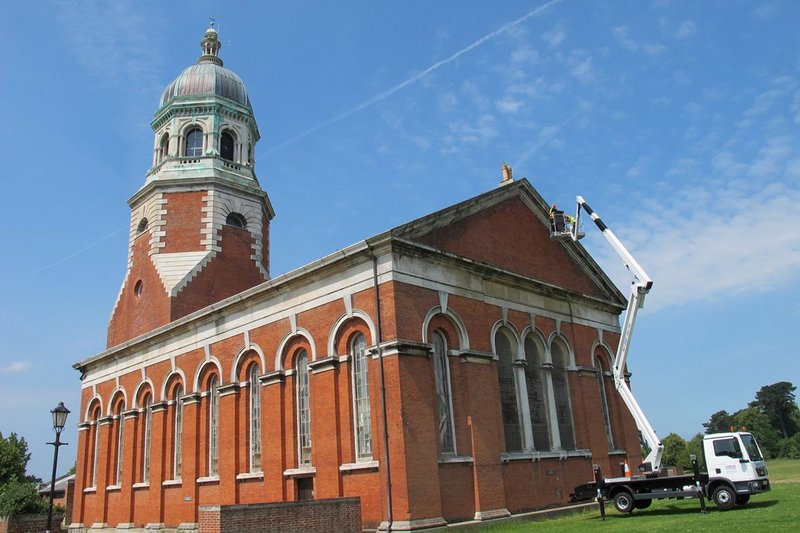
[749,381,799,438]
[703,410,736,434]
[686,433,705,467]
[734,407,781,458]
[661,433,690,469]
[0,479,48,517]
[0,433,30,486]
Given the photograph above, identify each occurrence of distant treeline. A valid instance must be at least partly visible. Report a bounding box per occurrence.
[659,381,800,469]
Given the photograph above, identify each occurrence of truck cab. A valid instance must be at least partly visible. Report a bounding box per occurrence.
[703,432,770,509]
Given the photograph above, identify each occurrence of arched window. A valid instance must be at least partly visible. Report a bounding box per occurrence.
[595,353,615,451]
[524,335,550,451]
[225,212,247,228]
[136,218,148,234]
[495,328,522,452]
[296,350,312,466]
[90,405,101,488]
[247,143,253,164]
[432,330,455,455]
[173,384,183,480]
[351,333,372,461]
[249,365,262,472]
[141,393,152,482]
[114,400,125,486]
[185,128,203,157]
[220,131,235,161]
[208,375,219,476]
[551,339,575,450]
[160,133,170,163]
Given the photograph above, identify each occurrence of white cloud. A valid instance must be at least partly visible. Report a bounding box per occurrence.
[1,362,30,374]
[543,28,565,48]
[496,98,524,114]
[614,26,638,51]
[676,20,697,40]
[569,55,594,82]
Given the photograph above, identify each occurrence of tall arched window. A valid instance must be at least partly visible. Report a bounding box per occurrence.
[173,384,183,480]
[220,131,235,161]
[351,333,372,461]
[551,339,575,450]
[524,335,550,451]
[432,330,455,455]
[296,350,312,466]
[225,212,247,228]
[208,375,219,476]
[141,393,152,482]
[160,133,170,163]
[114,400,125,486]
[185,128,203,157]
[249,365,262,472]
[495,328,522,452]
[90,406,101,488]
[595,354,615,451]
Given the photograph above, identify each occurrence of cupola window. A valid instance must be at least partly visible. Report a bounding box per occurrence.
[160,134,170,163]
[137,218,148,234]
[225,212,247,228]
[220,131,235,161]
[185,128,203,157]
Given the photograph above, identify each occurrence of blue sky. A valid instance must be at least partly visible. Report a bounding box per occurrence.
[1,0,798,479]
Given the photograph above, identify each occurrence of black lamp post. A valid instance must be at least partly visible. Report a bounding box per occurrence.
[46,402,70,533]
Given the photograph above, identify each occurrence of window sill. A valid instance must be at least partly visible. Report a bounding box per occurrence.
[105,485,121,492]
[162,479,182,487]
[283,466,316,478]
[83,487,97,494]
[197,476,219,484]
[501,449,592,463]
[339,460,379,472]
[608,449,628,456]
[438,455,473,464]
[132,482,150,490]
[236,471,264,480]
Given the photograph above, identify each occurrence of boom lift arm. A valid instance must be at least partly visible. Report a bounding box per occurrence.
[561,197,662,473]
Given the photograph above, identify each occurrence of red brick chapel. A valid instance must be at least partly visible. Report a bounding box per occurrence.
[70,26,643,532]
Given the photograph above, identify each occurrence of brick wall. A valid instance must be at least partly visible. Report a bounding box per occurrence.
[0,513,62,533]
[198,498,360,533]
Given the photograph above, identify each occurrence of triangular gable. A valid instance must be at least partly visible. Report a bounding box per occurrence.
[391,179,625,305]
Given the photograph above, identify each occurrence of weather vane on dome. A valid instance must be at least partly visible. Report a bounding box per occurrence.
[209,17,216,29]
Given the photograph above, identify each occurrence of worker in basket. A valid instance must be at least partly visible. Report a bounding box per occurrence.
[549,204,575,234]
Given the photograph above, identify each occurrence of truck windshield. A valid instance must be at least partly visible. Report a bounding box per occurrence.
[740,434,763,461]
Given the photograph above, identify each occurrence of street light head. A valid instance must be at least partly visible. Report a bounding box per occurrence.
[51,402,70,433]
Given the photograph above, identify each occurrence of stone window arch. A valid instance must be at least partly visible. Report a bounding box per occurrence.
[432,329,455,455]
[87,401,102,488]
[524,332,551,451]
[185,127,203,157]
[495,326,523,452]
[225,212,247,228]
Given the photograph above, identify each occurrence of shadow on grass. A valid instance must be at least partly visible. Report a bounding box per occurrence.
[582,498,780,520]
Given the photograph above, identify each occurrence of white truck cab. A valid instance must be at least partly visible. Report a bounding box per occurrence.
[703,432,770,509]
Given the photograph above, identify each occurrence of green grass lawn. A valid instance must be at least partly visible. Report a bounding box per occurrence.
[473,460,800,532]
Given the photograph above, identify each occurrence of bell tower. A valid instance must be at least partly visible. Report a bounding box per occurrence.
[107,25,274,347]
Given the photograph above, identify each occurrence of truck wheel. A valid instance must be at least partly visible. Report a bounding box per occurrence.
[634,499,652,509]
[736,494,750,506]
[613,491,634,513]
[712,486,736,511]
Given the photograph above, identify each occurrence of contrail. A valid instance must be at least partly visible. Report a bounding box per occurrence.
[26,226,127,275]
[265,0,565,154]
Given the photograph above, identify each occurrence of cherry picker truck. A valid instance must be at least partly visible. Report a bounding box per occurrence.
[550,198,770,514]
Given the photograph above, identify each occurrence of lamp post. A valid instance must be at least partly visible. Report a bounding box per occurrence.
[46,402,70,533]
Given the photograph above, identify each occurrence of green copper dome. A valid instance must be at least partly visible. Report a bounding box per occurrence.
[159,26,251,109]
